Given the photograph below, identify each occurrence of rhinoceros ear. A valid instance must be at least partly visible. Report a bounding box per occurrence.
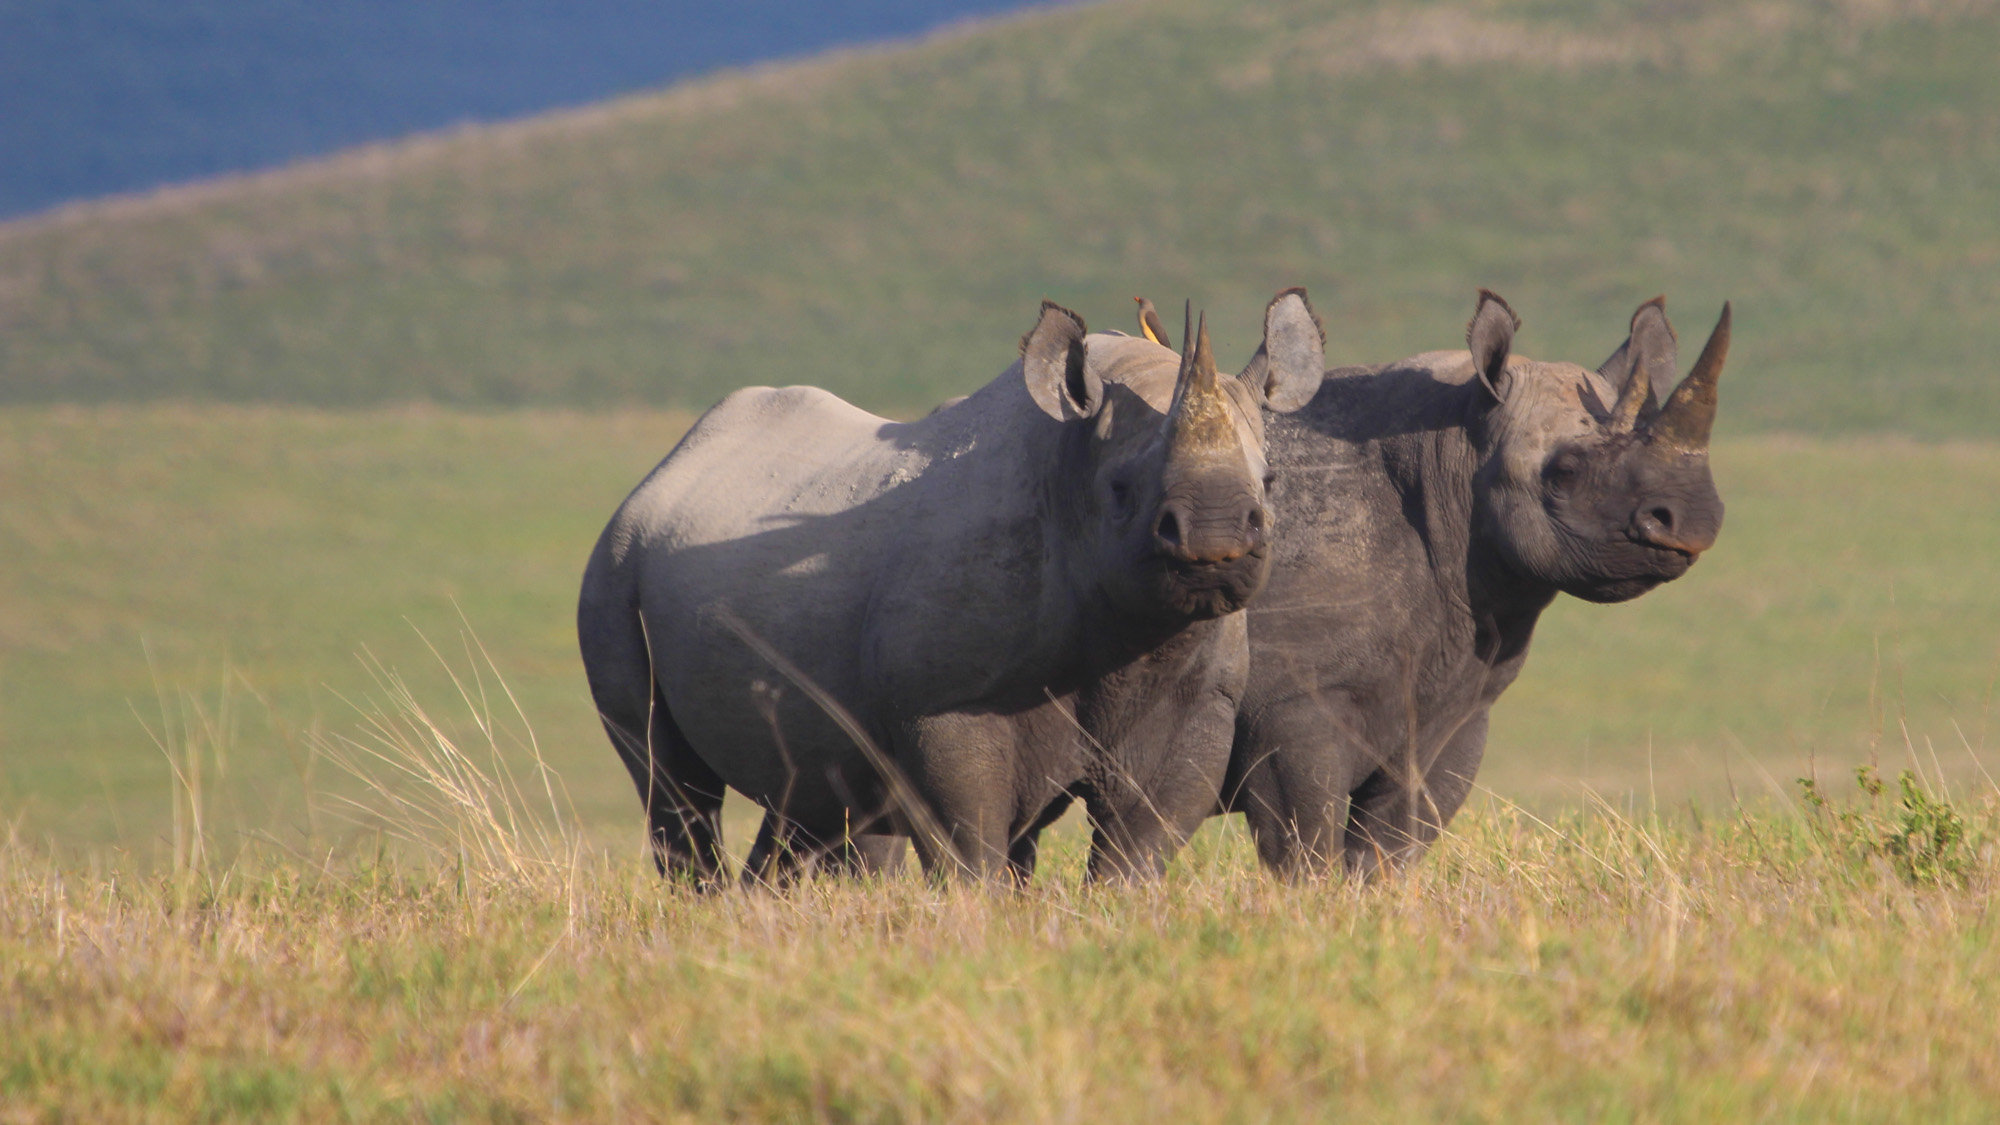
[1466,288,1519,404]
[1236,287,1325,414]
[1021,301,1099,421]
[1597,295,1678,417]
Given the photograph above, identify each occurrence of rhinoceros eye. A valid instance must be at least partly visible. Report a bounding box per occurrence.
[1543,448,1585,490]
[1109,478,1136,519]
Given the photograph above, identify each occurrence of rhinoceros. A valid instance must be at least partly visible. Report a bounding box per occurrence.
[577,293,1326,884]
[1213,290,1730,875]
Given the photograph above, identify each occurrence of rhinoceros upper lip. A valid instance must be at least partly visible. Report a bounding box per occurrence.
[1627,528,1707,559]
[1160,547,1266,577]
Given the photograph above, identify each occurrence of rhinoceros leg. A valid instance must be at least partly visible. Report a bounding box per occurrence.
[580,575,730,884]
[741,813,806,888]
[1227,698,1359,877]
[630,692,728,886]
[1004,792,1076,884]
[741,814,909,887]
[1083,693,1235,883]
[742,816,908,884]
[582,616,729,886]
[838,834,910,878]
[898,713,1018,881]
[1342,710,1489,878]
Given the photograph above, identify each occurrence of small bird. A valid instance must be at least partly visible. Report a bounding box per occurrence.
[1134,296,1173,351]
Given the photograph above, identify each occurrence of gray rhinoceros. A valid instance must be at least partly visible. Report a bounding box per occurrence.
[577,293,1325,883]
[1214,290,1730,875]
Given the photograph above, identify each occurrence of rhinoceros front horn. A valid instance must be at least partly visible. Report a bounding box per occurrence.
[1650,302,1731,453]
[1165,302,1235,455]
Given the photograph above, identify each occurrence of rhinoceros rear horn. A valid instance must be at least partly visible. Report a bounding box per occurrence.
[1021,300,1100,420]
[1650,302,1730,452]
[1237,287,1325,414]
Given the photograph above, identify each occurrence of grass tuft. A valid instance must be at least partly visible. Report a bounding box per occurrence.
[308,626,582,895]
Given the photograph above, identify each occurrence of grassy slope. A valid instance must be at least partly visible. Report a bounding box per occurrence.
[3,798,1997,1121]
[6,408,1999,856]
[2,0,1998,434]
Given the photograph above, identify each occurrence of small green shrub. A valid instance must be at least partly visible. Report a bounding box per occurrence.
[1797,766,1980,886]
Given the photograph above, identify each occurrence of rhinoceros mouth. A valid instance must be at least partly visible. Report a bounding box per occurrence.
[1565,548,1693,603]
[1147,548,1272,620]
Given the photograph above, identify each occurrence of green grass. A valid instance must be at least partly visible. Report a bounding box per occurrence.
[0,406,692,853]
[3,0,1999,435]
[5,407,2000,859]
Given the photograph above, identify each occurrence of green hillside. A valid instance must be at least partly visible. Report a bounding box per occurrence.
[2,0,1996,433]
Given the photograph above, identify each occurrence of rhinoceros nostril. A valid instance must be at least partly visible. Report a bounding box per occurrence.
[1155,510,1184,549]
[1240,508,1272,544]
[1649,506,1675,531]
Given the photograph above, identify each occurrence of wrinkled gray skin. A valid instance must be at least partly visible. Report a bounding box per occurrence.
[1220,291,1731,876]
[578,293,1325,885]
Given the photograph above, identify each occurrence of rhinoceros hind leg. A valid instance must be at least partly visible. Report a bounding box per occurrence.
[742,817,903,886]
[742,812,806,888]
[592,675,728,887]
[1004,792,1076,884]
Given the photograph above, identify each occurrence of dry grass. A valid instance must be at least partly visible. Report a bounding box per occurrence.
[4,648,1999,1122]
[3,792,1996,1120]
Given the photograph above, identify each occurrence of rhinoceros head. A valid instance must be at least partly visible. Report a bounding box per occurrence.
[1465,290,1729,604]
[1024,289,1324,622]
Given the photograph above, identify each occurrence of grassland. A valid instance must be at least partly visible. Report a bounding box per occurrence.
[5,406,2000,862]
[3,0,1999,435]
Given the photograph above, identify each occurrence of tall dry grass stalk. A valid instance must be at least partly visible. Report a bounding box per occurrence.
[133,647,250,882]
[307,624,583,898]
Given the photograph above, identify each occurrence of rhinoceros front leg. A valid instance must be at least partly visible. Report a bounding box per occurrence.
[1227,695,1365,877]
[1083,691,1235,882]
[1342,708,1488,878]
[897,712,1022,881]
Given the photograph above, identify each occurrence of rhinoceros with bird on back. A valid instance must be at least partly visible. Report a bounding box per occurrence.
[1192,289,1731,876]
[577,291,1327,884]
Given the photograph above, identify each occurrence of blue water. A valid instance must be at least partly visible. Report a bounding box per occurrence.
[0,0,1059,217]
